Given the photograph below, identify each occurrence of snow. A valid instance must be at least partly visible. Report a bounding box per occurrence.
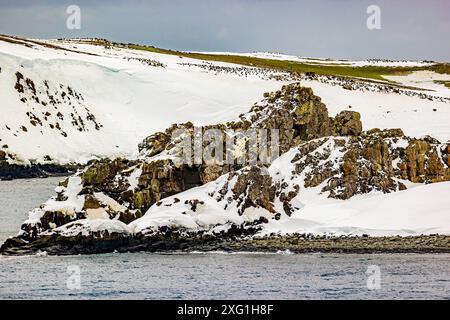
[129,176,250,234]
[22,176,83,226]
[384,71,450,98]
[127,167,142,191]
[130,141,450,237]
[300,79,450,143]
[264,182,450,237]
[1,36,449,165]
[191,51,436,67]
[85,208,110,220]
[94,192,127,213]
[47,218,132,237]
[130,176,450,238]
[0,37,285,164]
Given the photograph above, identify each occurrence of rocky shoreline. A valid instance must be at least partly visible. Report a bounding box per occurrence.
[1,233,449,256]
[0,162,77,180]
[231,234,450,254]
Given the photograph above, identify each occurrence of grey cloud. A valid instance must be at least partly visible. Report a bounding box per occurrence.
[0,0,449,61]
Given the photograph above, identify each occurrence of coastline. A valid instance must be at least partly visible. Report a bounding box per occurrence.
[1,234,449,256]
[0,162,78,180]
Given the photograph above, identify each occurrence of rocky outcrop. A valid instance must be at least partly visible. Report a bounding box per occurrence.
[332,110,363,136]
[399,137,450,183]
[444,144,450,167]
[233,84,335,153]
[217,166,276,215]
[2,226,448,256]
[286,129,449,201]
[2,82,449,255]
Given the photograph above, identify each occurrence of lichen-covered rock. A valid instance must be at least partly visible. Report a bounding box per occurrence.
[399,138,450,183]
[83,194,101,210]
[138,132,170,156]
[234,83,333,152]
[333,110,363,136]
[324,140,398,200]
[200,164,228,184]
[138,122,194,157]
[363,128,404,139]
[292,87,332,141]
[82,158,131,187]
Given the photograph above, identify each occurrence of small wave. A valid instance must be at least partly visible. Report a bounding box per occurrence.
[156,250,296,256]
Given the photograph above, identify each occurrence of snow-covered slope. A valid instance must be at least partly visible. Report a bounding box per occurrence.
[192,51,436,67]
[1,36,450,166]
[0,37,287,164]
[301,78,450,142]
[131,164,450,238]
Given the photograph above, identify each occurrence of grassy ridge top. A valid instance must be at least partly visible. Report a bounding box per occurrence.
[127,43,450,81]
[57,38,450,81]
[435,80,450,89]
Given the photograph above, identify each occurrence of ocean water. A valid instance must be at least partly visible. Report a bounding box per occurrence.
[0,176,63,242]
[0,178,449,300]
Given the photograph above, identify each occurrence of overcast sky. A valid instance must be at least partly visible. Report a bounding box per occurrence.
[0,0,449,61]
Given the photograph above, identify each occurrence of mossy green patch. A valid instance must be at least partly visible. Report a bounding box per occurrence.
[434,80,450,89]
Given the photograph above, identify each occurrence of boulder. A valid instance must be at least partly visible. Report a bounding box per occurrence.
[333,110,363,136]
[82,158,129,186]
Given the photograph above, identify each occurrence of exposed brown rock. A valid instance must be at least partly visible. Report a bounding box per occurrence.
[83,194,101,210]
[399,138,450,183]
[230,166,276,215]
[82,158,130,186]
[333,110,363,136]
[443,144,450,167]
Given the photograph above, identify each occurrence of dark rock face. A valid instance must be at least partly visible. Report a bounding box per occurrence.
[0,222,264,256]
[225,166,276,215]
[0,231,133,256]
[138,159,192,209]
[443,144,450,168]
[1,231,448,256]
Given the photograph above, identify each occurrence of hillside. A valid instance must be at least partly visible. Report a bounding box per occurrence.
[1,35,450,170]
[0,36,287,167]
